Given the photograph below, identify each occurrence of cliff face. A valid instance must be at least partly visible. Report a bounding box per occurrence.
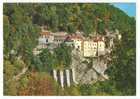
[70,30,121,84]
[71,48,108,84]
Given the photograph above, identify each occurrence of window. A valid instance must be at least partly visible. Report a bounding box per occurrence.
[46,39,48,42]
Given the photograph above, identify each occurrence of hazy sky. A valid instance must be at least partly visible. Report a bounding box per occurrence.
[112,3,136,17]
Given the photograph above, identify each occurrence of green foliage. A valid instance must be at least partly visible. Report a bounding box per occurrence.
[30,55,43,71]
[4,60,18,95]
[4,80,18,95]
[59,85,81,96]
[79,84,94,95]
[54,43,72,69]
[36,44,72,72]
[4,4,40,62]
[4,60,16,82]
[3,15,11,55]
[107,18,136,95]
[38,48,55,72]
[18,72,58,95]
[78,81,123,96]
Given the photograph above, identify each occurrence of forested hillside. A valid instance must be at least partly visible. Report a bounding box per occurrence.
[4,3,136,95]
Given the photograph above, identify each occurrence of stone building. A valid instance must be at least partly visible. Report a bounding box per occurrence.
[67,34,84,51]
[83,36,105,57]
[39,31,54,44]
[83,40,97,57]
[52,32,68,45]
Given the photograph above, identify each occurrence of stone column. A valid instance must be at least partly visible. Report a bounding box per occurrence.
[66,69,70,87]
[60,70,64,88]
[53,69,58,82]
[71,68,78,84]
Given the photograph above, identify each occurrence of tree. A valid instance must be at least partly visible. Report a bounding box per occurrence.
[18,72,58,95]
[107,21,136,95]
[4,60,18,95]
[54,43,72,69]
[38,48,54,72]
[3,15,11,55]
